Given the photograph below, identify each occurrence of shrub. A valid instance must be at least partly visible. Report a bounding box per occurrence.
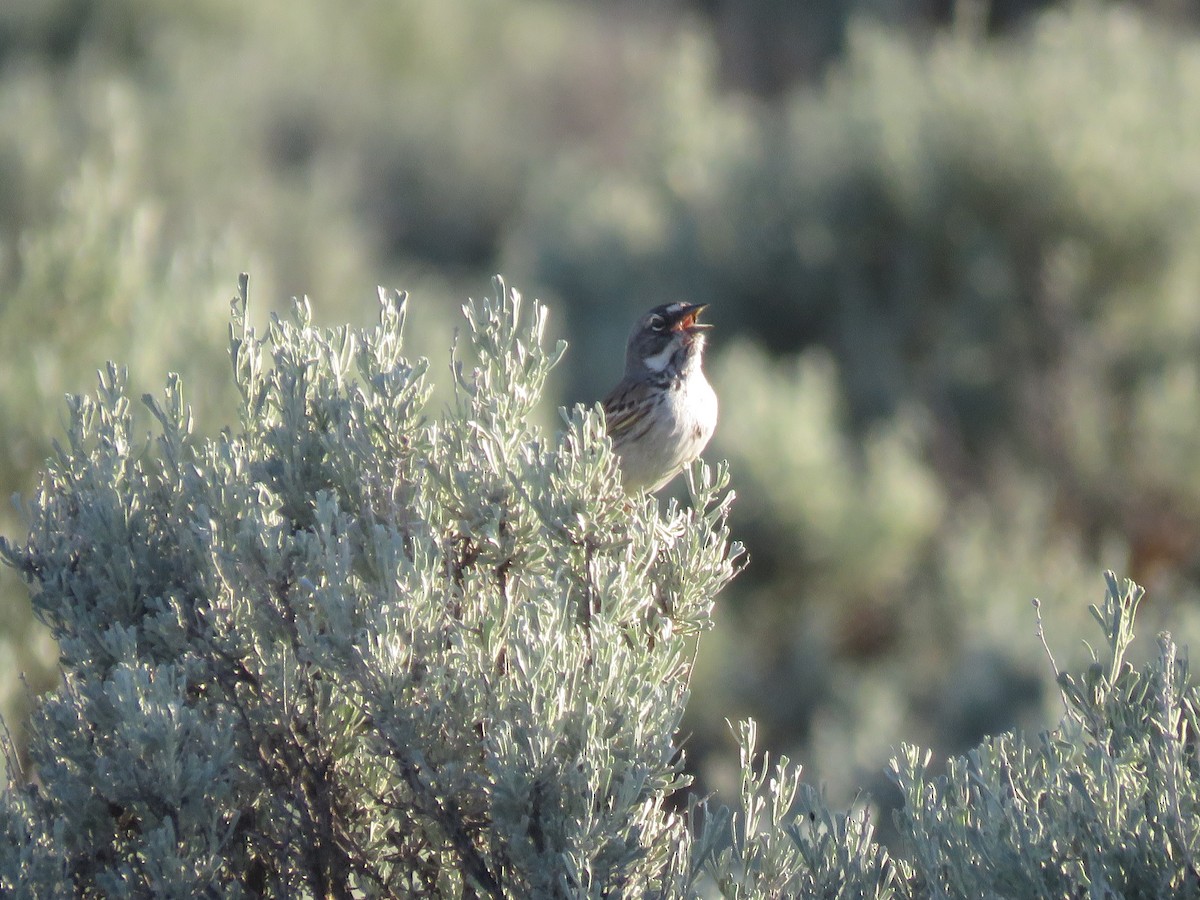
[892,572,1200,897]
[3,277,1198,897]
[0,277,751,895]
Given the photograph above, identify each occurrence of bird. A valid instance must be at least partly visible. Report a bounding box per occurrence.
[602,302,717,493]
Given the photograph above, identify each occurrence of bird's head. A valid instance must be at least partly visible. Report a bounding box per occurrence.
[625,302,711,376]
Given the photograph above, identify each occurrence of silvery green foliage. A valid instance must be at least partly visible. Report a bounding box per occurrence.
[0,276,750,897]
[891,572,1200,899]
[694,719,904,899]
[5,274,1197,900]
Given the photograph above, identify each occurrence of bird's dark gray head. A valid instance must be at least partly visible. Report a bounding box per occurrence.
[624,302,711,378]
[624,304,705,379]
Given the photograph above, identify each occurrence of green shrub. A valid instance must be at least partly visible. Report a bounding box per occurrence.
[0,278,749,895]
[892,572,1200,897]
[3,279,1198,897]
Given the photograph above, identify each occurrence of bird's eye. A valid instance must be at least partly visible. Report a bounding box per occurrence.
[648,315,666,332]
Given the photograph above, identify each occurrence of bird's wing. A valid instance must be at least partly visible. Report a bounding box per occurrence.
[602,380,653,440]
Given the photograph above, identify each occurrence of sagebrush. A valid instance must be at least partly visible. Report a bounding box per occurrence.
[2,280,1195,898]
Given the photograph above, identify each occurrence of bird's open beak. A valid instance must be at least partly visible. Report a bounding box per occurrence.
[675,304,712,333]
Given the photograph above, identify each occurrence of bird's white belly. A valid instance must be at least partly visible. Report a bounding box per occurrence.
[621,374,717,492]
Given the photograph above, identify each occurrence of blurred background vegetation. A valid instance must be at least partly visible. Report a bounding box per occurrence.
[5,0,1200,841]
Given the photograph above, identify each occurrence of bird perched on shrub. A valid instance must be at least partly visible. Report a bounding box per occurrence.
[603,302,717,493]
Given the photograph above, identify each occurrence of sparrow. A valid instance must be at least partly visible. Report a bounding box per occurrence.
[602,302,717,493]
